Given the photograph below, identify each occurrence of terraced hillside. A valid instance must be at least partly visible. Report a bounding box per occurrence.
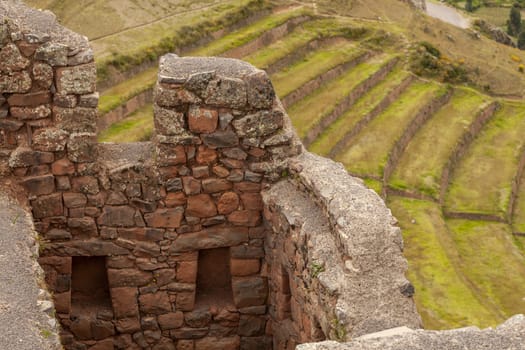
[27,0,525,331]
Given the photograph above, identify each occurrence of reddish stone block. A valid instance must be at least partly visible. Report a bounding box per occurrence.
[88,338,114,350]
[227,210,261,227]
[170,227,249,253]
[71,176,99,194]
[195,336,240,350]
[240,193,263,210]
[158,312,184,330]
[238,315,266,336]
[115,317,141,333]
[232,277,268,308]
[176,291,195,311]
[177,261,197,283]
[192,166,209,179]
[186,194,217,218]
[139,292,172,314]
[217,192,239,215]
[231,259,260,276]
[118,228,164,242]
[31,193,63,219]
[157,144,187,166]
[92,319,115,340]
[111,287,139,318]
[233,182,261,193]
[196,146,217,165]
[212,165,229,178]
[53,291,71,314]
[7,91,51,106]
[21,174,55,196]
[182,177,201,195]
[145,208,184,228]
[107,269,152,287]
[70,317,92,340]
[52,158,75,175]
[188,106,218,134]
[98,206,136,227]
[176,339,194,350]
[165,192,187,207]
[63,192,87,208]
[68,217,98,237]
[170,327,208,340]
[202,178,232,193]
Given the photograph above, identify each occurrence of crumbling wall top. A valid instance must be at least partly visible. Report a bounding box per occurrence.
[0,0,89,52]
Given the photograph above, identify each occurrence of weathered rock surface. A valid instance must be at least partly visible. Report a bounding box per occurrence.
[297,314,525,350]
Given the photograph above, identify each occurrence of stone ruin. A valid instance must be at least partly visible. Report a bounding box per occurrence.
[0,1,524,350]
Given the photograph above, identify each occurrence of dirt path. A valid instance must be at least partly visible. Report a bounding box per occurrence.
[0,185,61,350]
[426,1,469,29]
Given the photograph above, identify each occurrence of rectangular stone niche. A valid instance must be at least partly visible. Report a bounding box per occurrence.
[195,247,234,308]
[71,256,111,317]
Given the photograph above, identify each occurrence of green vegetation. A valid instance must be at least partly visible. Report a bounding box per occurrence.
[388,197,500,329]
[309,68,411,156]
[191,7,311,57]
[272,40,363,98]
[288,54,395,139]
[335,81,444,178]
[93,0,269,83]
[244,18,367,70]
[98,105,154,142]
[445,101,525,217]
[446,219,525,319]
[389,88,489,198]
[99,67,157,113]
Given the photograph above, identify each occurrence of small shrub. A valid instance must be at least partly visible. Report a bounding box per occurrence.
[511,54,522,62]
[519,64,524,72]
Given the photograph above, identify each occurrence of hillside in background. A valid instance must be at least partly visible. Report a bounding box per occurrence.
[24,0,525,330]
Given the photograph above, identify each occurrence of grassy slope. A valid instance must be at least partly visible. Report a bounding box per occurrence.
[445,101,525,216]
[271,40,363,97]
[98,104,154,142]
[446,219,525,319]
[309,67,411,156]
[287,54,394,139]
[388,197,499,329]
[245,17,351,68]
[389,88,489,198]
[335,81,443,178]
[190,7,310,56]
[98,6,307,112]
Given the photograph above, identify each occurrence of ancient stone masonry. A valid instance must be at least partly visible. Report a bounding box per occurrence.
[0,2,422,348]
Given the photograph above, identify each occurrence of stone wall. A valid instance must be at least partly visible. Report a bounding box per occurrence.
[0,1,421,349]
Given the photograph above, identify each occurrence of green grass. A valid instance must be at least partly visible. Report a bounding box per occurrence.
[309,67,411,156]
[98,104,154,142]
[92,0,268,83]
[271,40,363,98]
[389,88,489,198]
[388,197,500,329]
[244,18,366,69]
[473,6,510,29]
[363,178,383,195]
[335,81,444,178]
[288,54,395,139]
[99,67,157,113]
[446,219,525,320]
[445,101,525,217]
[190,7,311,57]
